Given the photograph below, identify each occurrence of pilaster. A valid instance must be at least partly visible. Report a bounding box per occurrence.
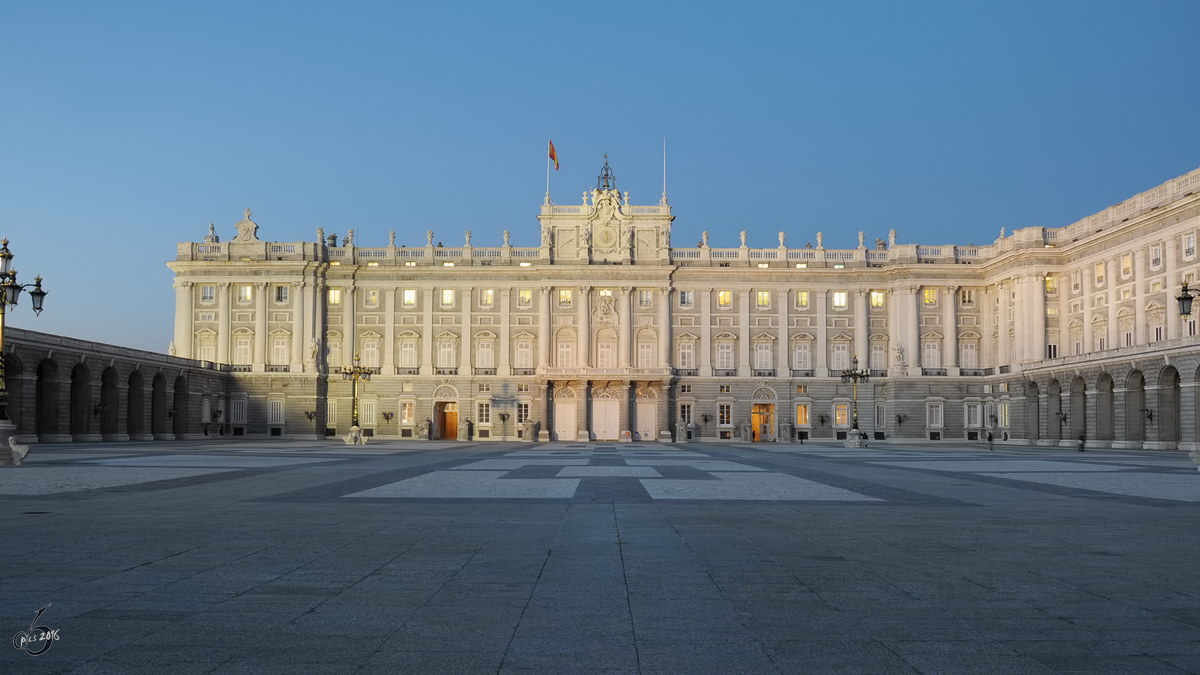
[253,282,268,372]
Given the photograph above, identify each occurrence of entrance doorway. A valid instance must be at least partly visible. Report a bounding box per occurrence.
[435,402,458,440]
[752,403,775,442]
[593,400,619,441]
[554,401,576,441]
[636,402,656,441]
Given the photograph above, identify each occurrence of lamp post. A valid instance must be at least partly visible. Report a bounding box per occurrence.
[1177,282,1198,318]
[840,355,871,433]
[341,352,372,430]
[0,238,48,431]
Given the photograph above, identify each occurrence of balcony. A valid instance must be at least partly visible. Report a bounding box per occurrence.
[265,364,290,373]
[999,365,1011,374]
[230,364,252,373]
[960,368,993,376]
[675,369,698,377]
[435,367,459,376]
[513,368,536,376]
[790,369,814,377]
[922,368,948,376]
[714,369,737,377]
[869,369,888,377]
[752,369,776,378]
[474,368,497,376]
[395,367,419,375]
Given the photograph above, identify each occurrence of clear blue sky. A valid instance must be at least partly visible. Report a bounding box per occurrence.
[2,1,1198,351]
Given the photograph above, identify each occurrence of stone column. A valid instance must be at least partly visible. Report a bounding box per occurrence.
[538,286,551,368]
[173,280,193,359]
[906,286,920,376]
[1081,270,1093,353]
[738,290,751,377]
[981,286,995,369]
[888,285,903,373]
[816,290,830,373]
[1104,263,1116,352]
[577,286,591,368]
[1165,238,1177,339]
[421,288,434,375]
[291,282,305,370]
[343,284,356,368]
[253,282,268,372]
[1133,249,1146,345]
[217,283,231,364]
[944,286,959,375]
[618,287,632,368]
[658,287,671,368]
[383,288,396,370]
[998,281,1011,366]
[461,287,473,374]
[700,288,712,377]
[309,281,323,372]
[778,289,790,374]
[538,382,550,442]
[854,289,868,369]
[499,288,511,375]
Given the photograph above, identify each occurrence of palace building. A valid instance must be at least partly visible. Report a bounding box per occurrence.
[154,160,1200,449]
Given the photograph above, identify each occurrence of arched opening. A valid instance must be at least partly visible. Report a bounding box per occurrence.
[127,371,145,439]
[1047,380,1062,442]
[1096,374,1114,441]
[1069,377,1086,442]
[1124,370,1146,444]
[36,359,60,440]
[151,373,167,437]
[70,363,91,440]
[1158,366,1181,445]
[3,353,23,435]
[1025,381,1040,441]
[100,367,119,438]
[172,376,188,438]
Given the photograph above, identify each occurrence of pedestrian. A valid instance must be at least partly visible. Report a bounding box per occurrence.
[987,431,994,451]
[1078,432,1086,452]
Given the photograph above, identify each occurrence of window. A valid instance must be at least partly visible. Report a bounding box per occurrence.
[1124,330,1133,347]
[870,343,886,370]
[328,342,341,367]
[199,344,214,361]
[961,342,977,369]
[231,398,247,424]
[1045,277,1057,294]
[1185,234,1196,258]
[324,399,335,426]
[476,341,494,368]
[1095,262,1105,285]
[1072,271,1081,292]
[677,342,695,369]
[960,289,974,306]
[922,288,937,306]
[716,343,733,369]
[795,385,807,394]
[870,291,885,308]
[923,341,941,369]
[234,338,251,365]
[402,289,416,306]
[719,385,731,393]
[874,404,886,429]
[754,343,772,369]
[1151,245,1162,268]
[1154,325,1163,342]
[365,289,378,307]
[679,291,694,308]
[479,383,491,392]
[1188,318,1197,337]
[516,402,530,424]
[795,291,808,308]
[438,341,456,368]
[718,290,732,308]
[1120,288,1132,300]
[362,341,379,367]
[273,338,289,365]
[201,286,215,303]
[477,403,491,425]
[480,289,494,308]
[964,403,982,428]
[637,343,653,368]
[441,289,455,306]
[718,403,731,426]
[834,404,849,427]
[998,402,1009,428]
[927,403,944,427]
[639,290,653,307]
[557,341,573,367]
[597,342,614,368]
[238,285,252,303]
[558,289,573,307]
[517,384,530,392]
[400,341,417,368]
[518,289,532,307]
[598,289,612,297]
[680,384,692,393]
[1046,343,1058,359]
[795,404,810,426]
[328,289,342,305]
[270,285,288,304]
[832,291,847,309]
[1074,340,1082,355]
[679,403,692,424]
[1121,255,1132,277]
[516,342,533,369]
[1095,335,1107,351]
[793,343,811,369]
[268,399,284,425]
[401,401,414,425]
[756,291,770,308]
[831,343,849,370]
[361,400,376,426]
[1151,281,1162,292]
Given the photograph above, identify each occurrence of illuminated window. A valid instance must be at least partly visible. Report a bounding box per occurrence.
[795,291,808,308]
[834,404,849,427]
[795,404,810,426]
[441,289,455,306]
[401,401,414,425]
[870,291,885,308]
[717,291,732,308]
[832,291,848,309]
[328,289,341,305]
[756,291,770,308]
[238,285,252,303]
[718,403,731,426]
[1121,255,1132,277]
[1095,262,1105,284]
[922,288,937,306]
[365,289,378,307]
[480,289,494,307]
[558,289,573,307]
[402,289,416,306]
[1151,281,1162,292]
[201,286,215,303]
[639,290,653,307]
[1044,277,1056,294]
[518,289,532,307]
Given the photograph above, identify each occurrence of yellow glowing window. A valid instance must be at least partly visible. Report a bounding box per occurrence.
[923,288,937,305]
[795,404,810,426]
[558,289,572,306]
[328,289,341,305]
[756,291,770,307]
[402,289,416,306]
[870,291,884,308]
[717,291,732,308]
[480,289,494,306]
[1045,276,1056,293]
[441,289,455,305]
[832,291,848,309]
[795,291,808,308]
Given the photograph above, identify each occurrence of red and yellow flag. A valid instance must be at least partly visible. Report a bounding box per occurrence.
[548,139,559,171]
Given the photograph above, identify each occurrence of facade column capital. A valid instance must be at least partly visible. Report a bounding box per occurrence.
[578,285,591,293]
[217,281,231,290]
[174,280,193,289]
[254,281,268,290]
[619,286,632,295]
[291,281,304,290]
[540,285,553,294]
[659,287,671,295]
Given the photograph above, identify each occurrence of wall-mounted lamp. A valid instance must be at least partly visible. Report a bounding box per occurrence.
[304,411,317,421]
[817,414,828,426]
[381,412,394,422]
[92,402,106,416]
[895,414,906,426]
[1055,411,1067,423]
[1140,408,1154,423]
[166,407,177,420]
[989,414,998,426]
[498,413,510,423]
[212,409,224,422]
[701,414,712,425]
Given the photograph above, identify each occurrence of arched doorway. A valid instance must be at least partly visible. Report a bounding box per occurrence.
[100,367,119,439]
[1157,366,1181,447]
[432,384,459,440]
[3,353,23,435]
[36,359,60,441]
[173,376,188,438]
[1047,380,1062,442]
[1096,373,1114,443]
[70,363,91,440]
[1069,377,1086,442]
[1124,370,1146,445]
[1025,381,1040,442]
[151,373,167,438]
[127,371,145,439]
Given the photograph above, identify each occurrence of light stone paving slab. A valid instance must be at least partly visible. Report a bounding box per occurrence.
[344,471,580,499]
[21,453,124,463]
[640,472,880,501]
[979,472,1200,502]
[450,459,589,470]
[872,460,1133,472]
[555,466,662,477]
[86,455,345,468]
[624,459,766,471]
[0,466,235,495]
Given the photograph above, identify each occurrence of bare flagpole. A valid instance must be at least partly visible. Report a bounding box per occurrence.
[661,137,668,205]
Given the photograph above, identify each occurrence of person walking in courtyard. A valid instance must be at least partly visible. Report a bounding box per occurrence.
[1078,432,1086,452]
[987,431,994,451]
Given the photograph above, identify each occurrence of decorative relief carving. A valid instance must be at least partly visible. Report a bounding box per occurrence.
[752,387,776,400]
[233,208,260,243]
[593,295,617,326]
[432,385,458,400]
[593,387,619,400]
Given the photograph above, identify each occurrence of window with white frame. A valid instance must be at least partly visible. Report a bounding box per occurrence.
[1151,245,1162,268]
[199,344,215,362]
[400,341,417,368]
[716,343,734,369]
[231,398,248,424]
[234,338,252,365]
[1124,330,1133,347]
[201,285,215,303]
[792,343,812,369]
[831,343,849,370]
[834,404,849,427]
[272,338,289,365]
[637,343,653,368]
[795,404,810,426]
[400,401,414,424]
[476,341,494,368]
[1046,344,1058,359]
[1121,254,1132,277]
[268,399,285,425]
[518,289,532,307]
[960,342,977,369]
[1045,277,1056,294]
[870,291,885,308]
[718,403,731,426]
[360,400,376,426]
[964,402,981,428]
[362,341,379,367]
[874,404,886,429]
[598,342,614,369]
[754,343,772,370]
[1095,334,1107,351]
[1185,233,1196,258]
[718,290,732,308]
[557,341,573,367]
[441,289,455,306]
[328,341,341,367]
[927,402,944,427]
[677,342,695,369]
[1154,324,1163,342]
[679,291,694,308]
[639,290,653,307]
[832,291,847,309]
[1095,262,1105,284]
[275,285,289,303]
[402,289,416,306]
[477,402,491,424]
[922,288,937,306]
[516,341,533,369]
[1189,318,1198,337]
[679,403,692,424]
[923,341,941,369]
[558,289,573,307]
[480,289,494,308]
[365,289,378,307]
[756,291,770,308]
[795,291,808,308]
[238,285,252,303]
[325,400,336,426]
[998,402,1009,427]
[960,289,974,306]
[516,402,530,424]
[870,343,886,370]
[438,341,456,368]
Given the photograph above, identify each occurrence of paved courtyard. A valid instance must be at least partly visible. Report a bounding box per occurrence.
[2,439,1200,674]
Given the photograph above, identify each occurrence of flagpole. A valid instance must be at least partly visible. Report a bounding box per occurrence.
[545,139,551,204]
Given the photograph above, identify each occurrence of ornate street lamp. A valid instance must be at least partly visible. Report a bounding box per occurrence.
[341,352,372,430]
[1177,282,1198,317]
[840,355,871,432]
[0,238,48,428]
